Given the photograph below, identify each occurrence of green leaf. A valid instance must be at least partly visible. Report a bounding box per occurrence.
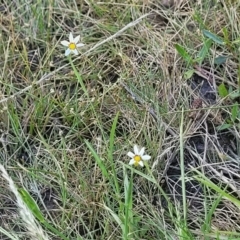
[18,188,44,222]
[214,56,228,65]
[217,123,232,131]
[232,37,240,44]
[231,103,238,122]
[228,86,233,93]
[229,91,240,99]
[202,30,225,45]
[175,44,192,64]
[197,39,212,64]
[222,27,229,43]
[218,83,228,98]
[184,69,195,80]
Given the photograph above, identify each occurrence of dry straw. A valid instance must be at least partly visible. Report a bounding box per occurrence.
[0,164,49,240]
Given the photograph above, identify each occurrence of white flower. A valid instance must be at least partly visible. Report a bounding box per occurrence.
[61,33,85,56]
[127,145,151,167]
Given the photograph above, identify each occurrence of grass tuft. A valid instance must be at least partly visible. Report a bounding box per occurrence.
[0,0,240,239]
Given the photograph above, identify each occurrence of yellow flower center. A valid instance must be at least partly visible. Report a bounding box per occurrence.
[69,42,76,50]
[134,155,141,165]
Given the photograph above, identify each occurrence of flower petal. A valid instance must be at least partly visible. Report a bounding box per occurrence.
[139,147,145,156]
[61,40,69,47]
[129,159,135,165]
[76,43,85,47]
[133,145,139,155]
[142,155,151,161]
[127,152,135,158]
[73,35,80,43]
[138,161,144,167]
[65,48,71,56]
[69,32,74,42]
[72,49,79,55]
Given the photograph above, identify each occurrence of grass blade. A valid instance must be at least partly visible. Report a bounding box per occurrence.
[19,188,45,222]
[19,188,69,240]
[197,39,212,64]
[193,169,240,208]
[175,44,193,64]
[202,30,225,45]
[218,83,228,98]
[85,140,109,179]
[180,108,187,232]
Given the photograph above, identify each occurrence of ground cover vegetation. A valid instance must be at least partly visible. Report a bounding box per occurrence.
[0,0,240,239]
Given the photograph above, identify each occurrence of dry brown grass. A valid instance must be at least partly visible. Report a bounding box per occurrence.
[0,0,240,239]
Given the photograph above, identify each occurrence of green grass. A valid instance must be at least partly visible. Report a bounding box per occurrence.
[0,0,240,239]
